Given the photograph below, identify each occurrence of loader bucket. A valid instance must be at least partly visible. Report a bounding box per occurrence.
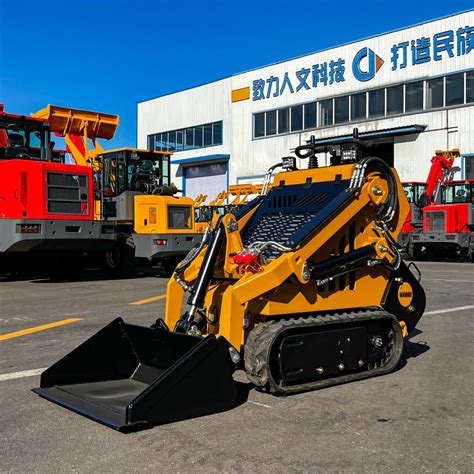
[33,318,238,432]
[32,104,119,140]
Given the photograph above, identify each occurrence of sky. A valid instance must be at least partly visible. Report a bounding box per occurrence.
[0,0,472,149]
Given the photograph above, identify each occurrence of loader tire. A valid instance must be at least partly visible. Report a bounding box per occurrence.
[102,236,135,277]
[244,310,403,395]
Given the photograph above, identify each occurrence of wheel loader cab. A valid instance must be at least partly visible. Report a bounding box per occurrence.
[98,148,171,217]
[34,130,426,431]
[0,114,52,161]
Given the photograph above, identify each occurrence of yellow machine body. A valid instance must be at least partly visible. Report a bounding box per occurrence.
[165,163,411,351]
[134,195,196,234]
[33,138,426,431]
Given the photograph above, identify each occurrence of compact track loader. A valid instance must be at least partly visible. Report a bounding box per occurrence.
[34,132,426,432]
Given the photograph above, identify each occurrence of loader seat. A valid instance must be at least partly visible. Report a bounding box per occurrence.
[6,133,29,158]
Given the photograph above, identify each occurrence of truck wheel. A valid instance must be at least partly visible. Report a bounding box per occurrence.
[161,257,182,277]
[102,242,135,277]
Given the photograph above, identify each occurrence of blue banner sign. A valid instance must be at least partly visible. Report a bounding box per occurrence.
[251,25,473,101]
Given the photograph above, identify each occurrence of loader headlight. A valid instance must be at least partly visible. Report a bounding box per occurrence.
[155,239,168,246]
[16,224,42,234]
[342,148,357,163]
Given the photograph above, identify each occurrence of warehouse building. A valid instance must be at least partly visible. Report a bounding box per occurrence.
[137,10,474,199]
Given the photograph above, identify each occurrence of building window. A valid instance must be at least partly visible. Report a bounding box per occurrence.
[213,122,223,145]
[320,99,333,126]
[203,124,213,146]
[445,73,464,106]
[405,81,424,112]
[194,127,203,148]
[426,77,444,109]
[304,102,317,129]
[250,69,473,139]
[147,135,155,150]
[148,121,223,152]
[254,113,265,138]
[176,130,184,151]
[334,96,349,124]
[278,108,289,134]
[266,110,277,135]
[291,105,303,131]
[351,92,366,121]
[368,89,384,118]
[387,85,403,115]
[467,72,474,104]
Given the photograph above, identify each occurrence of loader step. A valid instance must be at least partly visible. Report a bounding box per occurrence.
[244,310,403,394]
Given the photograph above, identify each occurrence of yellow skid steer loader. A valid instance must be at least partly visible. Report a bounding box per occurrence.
[34,130,425,432]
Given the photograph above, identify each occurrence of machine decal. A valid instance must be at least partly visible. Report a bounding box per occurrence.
[397,282,414,308]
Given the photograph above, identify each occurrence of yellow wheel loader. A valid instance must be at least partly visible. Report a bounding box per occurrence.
[34,131,426,431]
[32,105,203,274]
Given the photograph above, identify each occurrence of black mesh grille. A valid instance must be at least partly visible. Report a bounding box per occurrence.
[243,212,316,258]
[425,211,445,232]
[48,201,83,214]
[47,172,89,215]
[48,187,80,200]
[47,173,87,187]
[241,180,353,260]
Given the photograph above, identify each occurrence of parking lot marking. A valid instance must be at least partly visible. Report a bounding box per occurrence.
[0,318,82,341]
[248,400,272,408]
[130,294,166,305]
[424,305,474,316]
[424,278,471,282]
[0,368,46,381]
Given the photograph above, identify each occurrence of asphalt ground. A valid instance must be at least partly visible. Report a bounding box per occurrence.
[0,261,473,472]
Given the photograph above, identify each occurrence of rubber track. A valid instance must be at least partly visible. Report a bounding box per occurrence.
[243,310,403,395]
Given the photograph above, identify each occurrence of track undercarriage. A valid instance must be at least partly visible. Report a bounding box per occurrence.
[244,310,403,394]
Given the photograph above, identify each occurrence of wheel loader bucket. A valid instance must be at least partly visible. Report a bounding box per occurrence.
[33,318,238,432]
[33,104,119,140]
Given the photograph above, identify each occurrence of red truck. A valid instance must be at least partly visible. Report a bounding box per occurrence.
[399,149,460,258]
[0,105,113,269]
[412,179,474,261]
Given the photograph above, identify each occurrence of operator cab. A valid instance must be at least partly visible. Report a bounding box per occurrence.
[98,148,171,197]
[0,112,54,161]
[403,182,428,205]
[441,180,474,204]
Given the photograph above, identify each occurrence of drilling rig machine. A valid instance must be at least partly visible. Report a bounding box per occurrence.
[34,131,426,431]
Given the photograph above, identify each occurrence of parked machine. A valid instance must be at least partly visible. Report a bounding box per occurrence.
[399,149,460,257]
[412,179,474,260]
[33,105,202,274]
[0,105,113,270]
[194,184,261,227]
[34,131,426,431]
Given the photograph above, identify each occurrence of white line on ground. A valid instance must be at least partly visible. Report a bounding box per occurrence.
[422,269,471,274]
[248,400,272,408]
[423,278,471,282]
[0,368,46,381]
[424,305,474,316]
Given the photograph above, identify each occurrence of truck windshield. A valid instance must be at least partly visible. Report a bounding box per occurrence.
[441,183,473,204]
